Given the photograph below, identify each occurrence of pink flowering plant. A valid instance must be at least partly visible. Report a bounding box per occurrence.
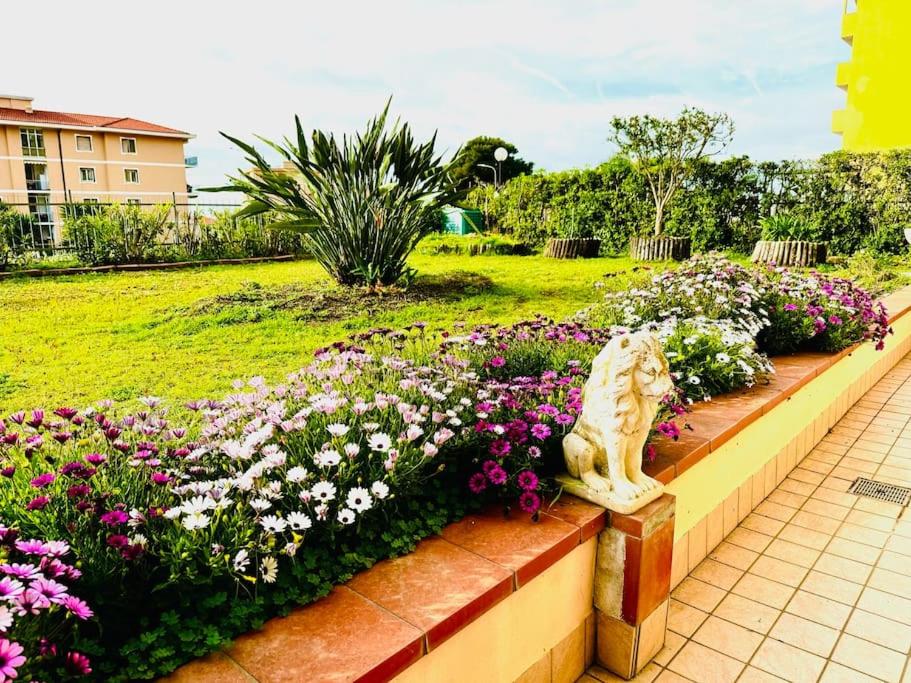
[0,526,94,682]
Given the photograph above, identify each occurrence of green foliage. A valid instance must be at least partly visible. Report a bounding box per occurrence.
[173,210,307,259]
[0,201,28,270]
[62,203,172,265]
[608,107,735,236]
[210,102,463,288]
[448,136,534,189]
[759,213,818,241]
[416,233,531,256]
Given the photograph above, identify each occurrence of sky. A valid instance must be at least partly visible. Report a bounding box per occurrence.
[4,1,848,201]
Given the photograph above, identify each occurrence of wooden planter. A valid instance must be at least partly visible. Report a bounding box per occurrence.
[629,236,691,261]
[750,240,828,267]
[544,238,601,259]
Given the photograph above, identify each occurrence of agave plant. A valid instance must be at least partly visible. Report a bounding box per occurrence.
[759,213,817,241]
[209,103,462,288]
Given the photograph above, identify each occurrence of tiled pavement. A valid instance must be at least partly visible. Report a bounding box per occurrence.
[581,355,911,683]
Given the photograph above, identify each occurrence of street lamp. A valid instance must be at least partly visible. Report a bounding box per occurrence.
[493,146,508,189]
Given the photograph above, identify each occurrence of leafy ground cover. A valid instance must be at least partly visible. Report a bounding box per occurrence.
[0,254,642,411]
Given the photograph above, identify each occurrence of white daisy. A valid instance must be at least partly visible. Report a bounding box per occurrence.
[368,432,392,452]
[0,605,13,632]
[182,511,210,531]
[260,556,279,583]
[288,511,313,531]
[346,487,372,513]
[287,466,309,483]
[343,443,360,459]
[314,449,341,467]
[260,515,288,534]
[327,423,350,437]
[311,481,337,502]
[250,498,272,513]
[337,508,356,525]
[371,481,390,499]
[233,549,250,572]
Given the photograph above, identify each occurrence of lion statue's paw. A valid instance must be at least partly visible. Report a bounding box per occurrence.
[580,471,613,493]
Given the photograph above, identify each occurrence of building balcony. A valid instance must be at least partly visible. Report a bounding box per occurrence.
[835,61,852,90]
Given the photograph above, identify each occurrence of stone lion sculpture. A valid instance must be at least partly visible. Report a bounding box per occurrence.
[560,330,674,513]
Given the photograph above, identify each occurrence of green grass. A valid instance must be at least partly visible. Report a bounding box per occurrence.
[0,254,641,411]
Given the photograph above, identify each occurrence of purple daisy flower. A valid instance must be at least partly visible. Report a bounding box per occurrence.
[13,539,47,556]
[99,510,129,526]
[29,473,55,489]
[0,578,24,602]
[66,651,92,676]
[487,466,508,486]
[516,470,539,491]
[62,595,94,620]
[0,639,25,681]
[17,587,51,614]
[25,496,50,511]
[0,564,37,580]
[530,423,551,440]
[468,472,488,494]
[518,492,541,514]
[29,577,69,604]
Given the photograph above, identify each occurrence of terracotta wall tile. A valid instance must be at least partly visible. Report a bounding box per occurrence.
[159,652,253,683]
[545,495,606,543]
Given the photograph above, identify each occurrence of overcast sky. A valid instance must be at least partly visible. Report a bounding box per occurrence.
[5,1,847,201]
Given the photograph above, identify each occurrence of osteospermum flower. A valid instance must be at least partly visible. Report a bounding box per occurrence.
[0,605,12,632]
[518,492,542,514]
[487,466,508,486]
[346,488,372,513]
[370,481,390,499]
[286,466,309,483]
[337,508,356,525]
[313,449,341,467]
[233,550,250,573]
[65,651,92,676]
[29,473,55,489]
[0,565,38,581]
[287,512,312,531]
[259,515,287,534]
[0,638,25,681]
[99,510,129,526]
[182,512,210,531]
[311,481,336,502]
[30,577,69,604]
[62,595,94,620]
[326,423,349,437]
[14,540,47,556]
[516,470,539,491]
[368,432,392,452]
[260,556,278,584]
[468,473,487,494]
[0,579,24,603]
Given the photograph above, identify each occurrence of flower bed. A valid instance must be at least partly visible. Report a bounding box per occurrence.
[0,256,892,681]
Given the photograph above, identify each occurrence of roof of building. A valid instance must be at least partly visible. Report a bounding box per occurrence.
[0,106,192,138]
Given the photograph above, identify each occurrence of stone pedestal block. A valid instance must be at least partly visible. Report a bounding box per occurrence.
[593,494,675,680]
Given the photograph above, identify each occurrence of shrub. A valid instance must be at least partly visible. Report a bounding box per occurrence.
[174,210,306,260]
[0,202,28,271]
[759,213,818,241]
[211,103,462,288]
[62,204,171,265]
[416,233,531,257]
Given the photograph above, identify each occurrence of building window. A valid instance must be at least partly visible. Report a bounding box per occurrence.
[75,135,93,152]
[121,137,137,154]
[79,167,96,183]
[20,128,46,157]
[126,198,142,206]
[124,168,140,184]
[24,163,49,192]
[83,198,99,204]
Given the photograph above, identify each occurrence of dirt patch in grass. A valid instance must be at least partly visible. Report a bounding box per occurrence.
[186,271,495,324]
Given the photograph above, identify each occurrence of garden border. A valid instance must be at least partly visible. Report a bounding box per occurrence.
[0,255,302,279]
[162,285,911,683]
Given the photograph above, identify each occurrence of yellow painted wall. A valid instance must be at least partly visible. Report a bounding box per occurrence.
[834,0,911,151]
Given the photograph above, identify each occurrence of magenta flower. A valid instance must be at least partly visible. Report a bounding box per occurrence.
[656,421,680,440]
[106,534,129,549]
[66,651,92,676]
[14,539,47,556]
[488,356,506,368]
[0,564,38,580]
[62,595,94,620]
[530,423,551,440]
[67,484,91,499]
[516,470,539,491]
[487,466,508,486]
[489,439,511,457]
[150,472,172,486]
[518,492,541,514]
[0,639,25,681]
[38,638,57,656]
[84,453,107,465]
[29,473,55,489]
[527,446,542,459]
[468,472,487,494]
[0,578,24,601]
[0,467,14,478]
[30,577,69,604]
[555,413,575,426]
[99,510,129,526]
[25,496,50,511]
[54,407,78,420]
[17,587,51,614]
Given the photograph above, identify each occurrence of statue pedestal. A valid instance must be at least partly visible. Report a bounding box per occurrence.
[589,494,676,680]
[556,474,665,515]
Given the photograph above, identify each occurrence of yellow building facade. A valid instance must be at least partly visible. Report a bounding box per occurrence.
[833,0,911,151]
[0,95,192,244]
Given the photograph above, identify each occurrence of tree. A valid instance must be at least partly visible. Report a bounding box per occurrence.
[608,108,734,236]
[448,136,533,189]
[208,103,463,289]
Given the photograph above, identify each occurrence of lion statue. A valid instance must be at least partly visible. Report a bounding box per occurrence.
[562,330,674,511]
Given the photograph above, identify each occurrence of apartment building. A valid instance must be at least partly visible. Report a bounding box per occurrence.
[0,94,193,244]
[833,0,911,151]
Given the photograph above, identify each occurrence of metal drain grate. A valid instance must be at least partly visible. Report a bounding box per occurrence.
[848,478,911,506]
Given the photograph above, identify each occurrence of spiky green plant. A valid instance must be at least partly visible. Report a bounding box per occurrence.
[209,103,462,288]
[759,213,817,241]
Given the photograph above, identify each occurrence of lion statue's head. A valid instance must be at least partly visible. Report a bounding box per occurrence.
[587,330,674,409]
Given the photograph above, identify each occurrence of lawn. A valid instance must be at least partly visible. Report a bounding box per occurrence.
[0,254,640,411]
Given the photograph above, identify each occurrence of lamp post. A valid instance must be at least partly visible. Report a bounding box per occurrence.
[494,146,508,188]
[477,163,498,188]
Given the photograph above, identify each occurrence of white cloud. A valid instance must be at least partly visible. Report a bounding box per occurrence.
[3,0,847,201]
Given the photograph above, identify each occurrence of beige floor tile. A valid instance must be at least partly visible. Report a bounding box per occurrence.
[819,662,880,682]
[813,553,873,584]
[749,556,809,588]
[691,615,763,663]
[737,667,786,682]
[802,498,851,520]
[801,570,863,606]
[801,457,834,475]
[671,577,727,613]
[866,566,911,598]
[777,524,831,551]
[666,641,744,683]
[790,468,826,485]
[652,631,686,667]
[741,514,785,537]
[780,478,817,496]
[791,510,842,535]
[885,533,911,556]
[654,670,690,683]
[586,663,662,682]
[727,527,773,553]
[768,612,839,657]
[763,538,821,568]
[690,559,744,591]
[845,509,897,532]
[836,523,890,549]
[810,487,859,508]
[878,550,911,576]
[731,574,794,610]
[767,490,808,510]
[709,542,759,571]
[754,501,796,523]
[668,599,708,637]
[856,587,911,626]
[785,590,852,630]
[750,638,826,683]
[831,633,907,682]
[713,594,780,635]
[825,537,881,565]
[845,609,911,653]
